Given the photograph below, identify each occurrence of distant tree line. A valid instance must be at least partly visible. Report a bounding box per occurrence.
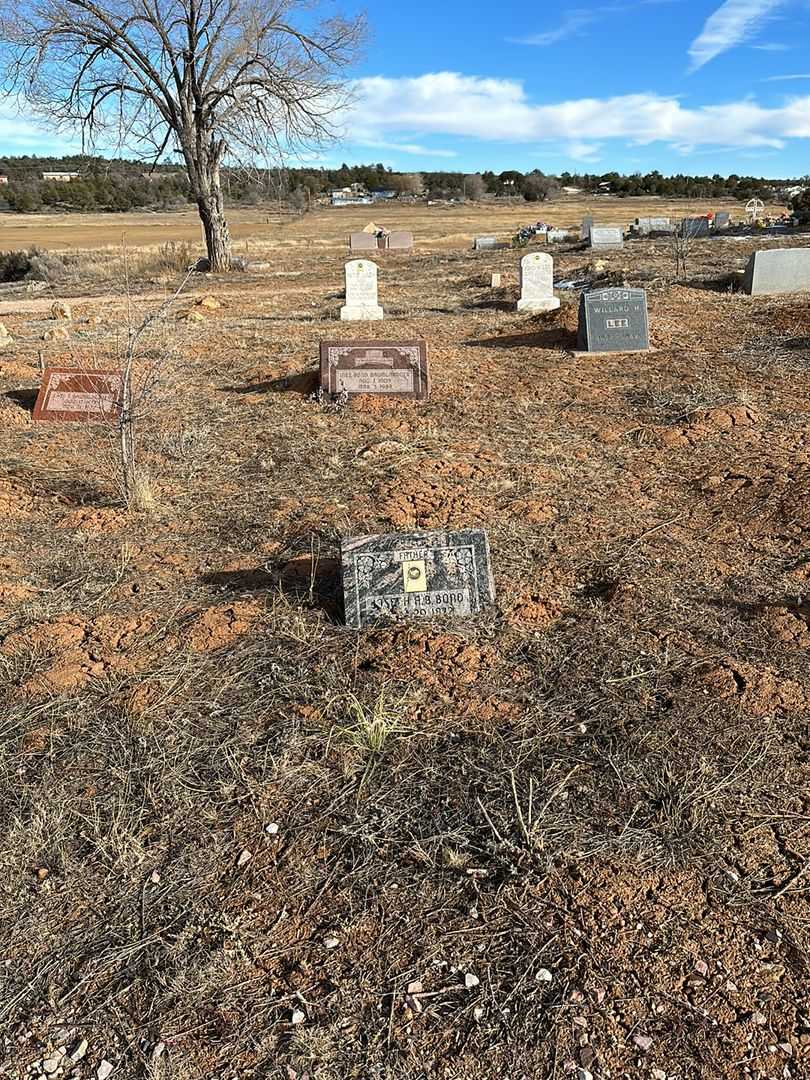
[0,155,800,213]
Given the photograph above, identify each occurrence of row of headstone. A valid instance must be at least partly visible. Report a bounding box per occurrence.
[342,254,564,319]
[349,231,413,253]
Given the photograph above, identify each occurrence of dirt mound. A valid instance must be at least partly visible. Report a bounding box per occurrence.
[1,612,158,697]
[699,464,810,550]
[382,454,496,529]
[183,601,262,652]
[359,628,497,692]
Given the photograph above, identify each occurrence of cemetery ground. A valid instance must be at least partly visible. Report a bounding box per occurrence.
[0,199,809,1080]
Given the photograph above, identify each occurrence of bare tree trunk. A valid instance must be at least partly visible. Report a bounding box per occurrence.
[198,189,231,272]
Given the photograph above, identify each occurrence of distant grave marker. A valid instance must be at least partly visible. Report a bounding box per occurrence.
[577,288,649,353]
[341,528,496,629]
[580,215,593,241]
[319,340,429,399]
[473,236,508,251]
[589,226,624,250]
[32,367,122,423]
[340,260,383,321]
[742,249,810,295]
[349,232,378,253]
[679,217,710,238]
[713,211,731,229]
[546,229,570,243]
[634,217,673,236]
[517,252,560,313]
[387,231,414,252]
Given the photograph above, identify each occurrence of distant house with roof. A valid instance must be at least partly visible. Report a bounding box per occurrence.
[42,171,80,182]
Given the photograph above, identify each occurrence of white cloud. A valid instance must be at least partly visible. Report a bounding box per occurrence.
[356,138,457,158]
[688,1,788,71]
[511,10,599,46]
[566,140,603,162]
[346,72,810,153]
[763,72,810,80]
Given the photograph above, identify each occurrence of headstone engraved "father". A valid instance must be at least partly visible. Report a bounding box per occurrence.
[319,340,429,399]
[33,367,122,423]
[577,288,649,353]
[341,529,496,629]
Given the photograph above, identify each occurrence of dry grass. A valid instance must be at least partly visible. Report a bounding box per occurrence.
[0,206,808,1079]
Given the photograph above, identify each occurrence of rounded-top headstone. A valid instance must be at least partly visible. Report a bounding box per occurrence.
[340,259,384,321]
[517,252,560,313]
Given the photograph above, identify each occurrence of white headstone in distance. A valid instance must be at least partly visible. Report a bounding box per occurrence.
[517,252,560,313]
[340,260,383,321]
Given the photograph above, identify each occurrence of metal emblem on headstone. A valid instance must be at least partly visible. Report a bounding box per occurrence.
[341,529,496,629]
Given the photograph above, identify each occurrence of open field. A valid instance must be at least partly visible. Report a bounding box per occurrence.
[0,194,789,255]
[0,202,808,1080]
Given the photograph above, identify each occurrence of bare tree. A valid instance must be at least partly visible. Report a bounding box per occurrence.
[393,173,424,197]
[670,215,708,276]
[464,173,486,201]
[0,1,365,271]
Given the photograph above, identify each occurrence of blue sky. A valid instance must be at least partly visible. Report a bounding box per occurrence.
[328,0,810,175]
[4,0,810,176]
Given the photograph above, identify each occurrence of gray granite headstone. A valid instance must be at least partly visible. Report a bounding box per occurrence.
[589,226,624,249]
[577,287,649,353]
[580,215,593,241]
[713,212,730,229]
[341,529,496,629]
[679,217,710,238]
[742,248,810,295]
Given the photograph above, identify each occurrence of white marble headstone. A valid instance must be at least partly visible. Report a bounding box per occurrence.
[340,259,384,321]
[517,252,560,313]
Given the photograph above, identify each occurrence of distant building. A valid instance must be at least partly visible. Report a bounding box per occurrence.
[371,189,397,201]
[42,172,80,182]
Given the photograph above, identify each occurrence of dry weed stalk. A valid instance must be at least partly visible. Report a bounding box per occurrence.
[114,250,193,509]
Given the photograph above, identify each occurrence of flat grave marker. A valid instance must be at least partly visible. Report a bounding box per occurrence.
[341,528,496,629]
[577,287,649,354]
[742,248,810,295]
[319,340,429,400]
[517,252,560,313]
[32,367,122,423]
[340,259,383,321]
